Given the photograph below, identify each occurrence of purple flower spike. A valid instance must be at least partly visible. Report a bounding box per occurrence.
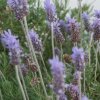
[1,29,21,65]
[53,20,65,44]
[92,18,100,40]
[67,84,79,99]
[66,17,80,43]
[29,29,43,52]
[94,10,100,18]
[44,0,56,22]
[82,12,91,32]
[7,0,29,20]
[71,47,85,71]
[49,56,66,96]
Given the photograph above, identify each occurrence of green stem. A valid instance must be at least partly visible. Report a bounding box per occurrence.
[22,16,48,98]
[20,20,34,62]
[18,67,29,100]
[78,71,81,100]
[51,22,55,57]
[0,90,3,100]
[15,65,26,100]
[39,52,50,80]
[78,0,83,46]
[94,43,98,82]
[83,68,86,94]
[60,44,63,61]
[0,70,6,81]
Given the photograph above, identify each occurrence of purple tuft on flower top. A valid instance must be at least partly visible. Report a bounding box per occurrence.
[71,47,85,71]
[44,0,56,22]
[92,18,100,40]
[66,17,80,43]
[49,56,66,96]
[29,29,43,52]
[1,29,22,65]
[53,20,65,44]
[94,10,100,18]
[7,0,29,20]
[82,12,91,32]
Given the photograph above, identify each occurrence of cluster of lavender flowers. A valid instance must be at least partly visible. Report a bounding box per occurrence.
[7,0,29,20]
[82,10,100,41]
[44,0,65,44]
[65,47,87,100]
[66,18,81,43]
[82,12,91,32]
[1,29,22,65]
[92,10,100,41]
[49,56,67,100]
[44,0,56,23]
[29,29,43,52]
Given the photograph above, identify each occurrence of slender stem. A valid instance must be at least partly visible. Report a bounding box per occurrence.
[78,0,83,46]
[22,17,48,98]
[39,52,50,80]
[15,65,26,100]
[0,90,3,100]
[89,33,93,67]
[78,71,81,100]
[20,20,34,62]
[83,68,86,94]
[0,70,6,81]
[95,43,98,82]
[51,22,55,57]
[60,44,63,61]
[18,67,29,100]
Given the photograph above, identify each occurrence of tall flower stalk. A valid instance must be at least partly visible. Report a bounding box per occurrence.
[71,47,86,100]
[22,16,48,98]
[78,0,83,46]
[49,56,67,100]
[1,30,27,100]
[44,0,56,57]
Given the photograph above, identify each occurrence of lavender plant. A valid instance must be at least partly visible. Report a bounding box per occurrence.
[0,0,100,100]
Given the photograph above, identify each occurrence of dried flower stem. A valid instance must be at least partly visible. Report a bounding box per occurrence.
[15,65,26,100]
[78,71,81,100]
[51,22,55,57]
[22,16,48,98]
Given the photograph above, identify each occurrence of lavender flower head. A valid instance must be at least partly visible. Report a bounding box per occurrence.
[53,20,65,44]
[66,18,80,42]
[94,10,100,18]
[67,84,79,99]
[44,0,56,22]
[29,29,43,52]
[7,0,29,20]
[71,47,85,71]
[82,12,91,32]
[49,56,66,96]
[92,18,100,40]
[1,29,21,65]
